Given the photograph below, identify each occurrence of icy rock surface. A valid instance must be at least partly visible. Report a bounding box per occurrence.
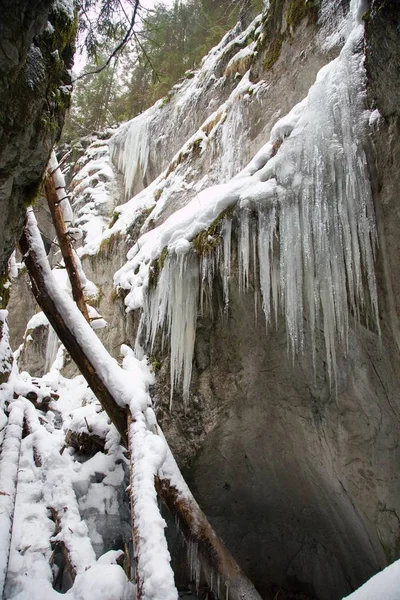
[110,4,378,401]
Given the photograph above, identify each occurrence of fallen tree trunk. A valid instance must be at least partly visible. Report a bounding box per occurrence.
[19,211,128,442]
[0,401,25,598]
[45,152,90,323]
[20,209,263,600]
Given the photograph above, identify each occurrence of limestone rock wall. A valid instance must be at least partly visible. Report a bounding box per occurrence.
[0,0,76,276]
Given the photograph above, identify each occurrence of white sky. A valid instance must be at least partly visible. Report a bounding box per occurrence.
[73,0,174,73]
[140,0,173,7]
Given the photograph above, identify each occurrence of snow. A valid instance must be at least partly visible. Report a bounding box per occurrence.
[343,559,400,599]
[44,326,59,373]
[72,564,134,600]
[0,2,388,598]
[69,140,117,258]
[1,361,133,600]
[8,252,18,280]
[0,401,24,597]
[26,312,49,331]
[0,311,13,380]
[51,0,74,21]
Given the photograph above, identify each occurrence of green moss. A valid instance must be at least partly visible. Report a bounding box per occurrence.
[141,207,154,221]
[193,230,219,255]
[148,247,169,289]
[361,9,371,22]
[286,0,319,31]
[108,211,120,229]
[258,0,319,74]
[87,284,104,308]
[23,178,43,207]
[264,35,283,71]
[193,207,233,256]
[209,206,233,233]
[149,355,162,373]
[98,232,122,255]
[159,247,168,269]
[110,285,127,304]
[192,137,203,156]
[31,3,77,150]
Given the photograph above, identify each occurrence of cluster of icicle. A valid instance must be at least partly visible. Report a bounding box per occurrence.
[108,14,264,201]
[129,3,379,407]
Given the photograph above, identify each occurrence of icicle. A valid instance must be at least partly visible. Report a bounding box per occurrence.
[187,540,201,592]
[219,101,246,181]
[135,9,380,399]
[109,109,152,199]
[257,206,276,329]
[44,326,59,373]
[222,217,232,308]
[200,254,216,317]
[238,206,251,293]
[141,251,199,409]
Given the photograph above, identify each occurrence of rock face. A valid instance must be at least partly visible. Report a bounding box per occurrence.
[6,1,400,599]
[0,0,76,276]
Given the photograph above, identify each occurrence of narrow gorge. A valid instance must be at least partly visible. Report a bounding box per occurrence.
[1,0,400,599]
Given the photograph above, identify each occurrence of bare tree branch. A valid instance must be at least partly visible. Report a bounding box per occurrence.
[73,0,140,82]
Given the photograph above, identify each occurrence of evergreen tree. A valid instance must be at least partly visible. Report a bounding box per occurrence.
[65,0,264,140]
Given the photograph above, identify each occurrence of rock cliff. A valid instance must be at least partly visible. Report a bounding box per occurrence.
[0,0,75,279]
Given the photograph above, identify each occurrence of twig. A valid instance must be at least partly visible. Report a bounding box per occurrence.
[73,0,140,82]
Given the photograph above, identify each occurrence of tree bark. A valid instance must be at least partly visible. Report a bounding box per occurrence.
[20,211,263,600]
[44,166,90,323]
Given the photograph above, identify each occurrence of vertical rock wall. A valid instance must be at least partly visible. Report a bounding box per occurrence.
[0,0,76,276]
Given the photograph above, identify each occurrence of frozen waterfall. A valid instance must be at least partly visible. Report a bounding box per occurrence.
[114,3,379,403]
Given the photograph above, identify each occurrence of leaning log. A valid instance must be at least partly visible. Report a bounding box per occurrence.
[45,152,90,323]
[19,211,128,442]
[20,209,263,600]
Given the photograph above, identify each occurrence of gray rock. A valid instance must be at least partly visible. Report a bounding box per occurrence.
[0,0,76,276]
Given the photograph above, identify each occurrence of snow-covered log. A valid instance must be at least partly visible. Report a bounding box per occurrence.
[20,209,263,600]
[19,211,128,442]
[46,152,90,323]
[0,401,25,597]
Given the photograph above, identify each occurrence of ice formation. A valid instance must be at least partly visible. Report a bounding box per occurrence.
[138,250,200,407]
[45,326,60,373]
[109,107,154,200]
[111,0,378,401]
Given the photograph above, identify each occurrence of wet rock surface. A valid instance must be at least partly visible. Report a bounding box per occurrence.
[0,0,75,275]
